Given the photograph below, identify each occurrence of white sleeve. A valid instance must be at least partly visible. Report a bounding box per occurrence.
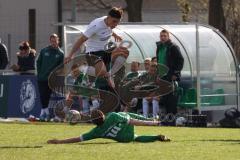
[83,22,98,38]
[127,118,130,124]
[79,135,84,141]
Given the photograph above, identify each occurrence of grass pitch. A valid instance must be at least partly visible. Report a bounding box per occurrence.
[0,122,239,160]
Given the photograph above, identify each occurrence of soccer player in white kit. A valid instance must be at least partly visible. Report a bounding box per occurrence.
[65,7,129,89]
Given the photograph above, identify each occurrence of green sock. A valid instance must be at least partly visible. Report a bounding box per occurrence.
[134,135,159,143]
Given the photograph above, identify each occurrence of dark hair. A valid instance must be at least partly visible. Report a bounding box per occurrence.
[160,29,170,36]
[151,57,157,62]
[49,33,59,40]
[19,41,30,50]
[108,7,123,19]
[132,61,140,67]
[71,63,80,70]
[91,110,105,126]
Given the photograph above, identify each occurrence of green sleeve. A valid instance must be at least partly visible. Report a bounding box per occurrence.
[110,112,130,124]
[81,127,99,141]
[127,112,153,121]
[74,73,84,85]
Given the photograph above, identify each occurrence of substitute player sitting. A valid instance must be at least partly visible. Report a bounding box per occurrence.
[66,63,100,113]
[47,110,170,144]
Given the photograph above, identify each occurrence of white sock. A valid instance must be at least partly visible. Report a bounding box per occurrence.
[142,98,149,117]
[79,65,87,73]
[86,66,96,76]
[44,108,49,115]
[82,98,90,113]
[152,99,159,117]
[92,99,100,109]
[40,109,45,117]
[109,56,126,76]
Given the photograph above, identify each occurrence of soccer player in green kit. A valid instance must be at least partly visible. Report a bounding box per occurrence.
[47,110,170,144]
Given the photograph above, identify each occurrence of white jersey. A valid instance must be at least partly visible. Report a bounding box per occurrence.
[83,16,113,53]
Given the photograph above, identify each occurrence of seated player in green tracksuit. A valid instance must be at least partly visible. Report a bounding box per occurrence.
[47,110,170,144]
[123,61,140,82]
[122,61,141,111]
[66,63,100,113]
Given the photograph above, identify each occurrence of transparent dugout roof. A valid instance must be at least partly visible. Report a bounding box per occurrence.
[63,23,239,112]
[64,24,237,79]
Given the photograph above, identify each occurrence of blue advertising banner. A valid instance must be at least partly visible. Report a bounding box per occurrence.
[7,75,42,118]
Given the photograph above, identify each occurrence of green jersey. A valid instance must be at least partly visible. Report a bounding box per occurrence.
[157,43,167,65]
[80,112,152,142]
[37,46,64,81]
[73,73,98,97]
[123,72,139,81]
[139,72,157,84]
[74,73,88,86]
[95,77,108,89]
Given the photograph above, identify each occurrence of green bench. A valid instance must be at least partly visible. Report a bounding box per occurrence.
[178,88,225,109]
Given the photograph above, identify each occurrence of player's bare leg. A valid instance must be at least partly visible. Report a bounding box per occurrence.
[94,60,115,88]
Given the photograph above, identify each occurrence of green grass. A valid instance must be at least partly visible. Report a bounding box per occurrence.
[0,122,239,160]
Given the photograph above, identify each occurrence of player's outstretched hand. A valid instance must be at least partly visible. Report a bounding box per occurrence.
[47,139,60,144]
[113,34,122,42]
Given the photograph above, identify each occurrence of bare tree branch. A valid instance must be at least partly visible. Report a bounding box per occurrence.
[81,0,142,22]
[84,0,112,9]
[98,0,112,9]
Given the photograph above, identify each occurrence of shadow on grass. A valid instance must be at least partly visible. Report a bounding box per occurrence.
[177,139,240,144]
[75,142,117,145]
[0,145,43,149]
[200,139,240,144]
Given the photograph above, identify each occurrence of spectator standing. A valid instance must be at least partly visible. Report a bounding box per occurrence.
[156,29,184,125]
[37,34,64,121]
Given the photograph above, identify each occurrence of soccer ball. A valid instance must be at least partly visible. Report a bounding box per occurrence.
[176,117,186,126]
[66,110,81,125]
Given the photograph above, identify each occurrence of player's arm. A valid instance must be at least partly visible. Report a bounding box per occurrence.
[47,137,82,144]
[112,32,122,42]
[129,118,160,126]
[65,92,73,108]
[65,35,88,63]
[110,112,160,126]
[127,112,154,121]
[47,126,99,144]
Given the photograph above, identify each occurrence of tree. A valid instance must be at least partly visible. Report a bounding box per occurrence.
[176,0,208,22]
[82,0,143,22]
[224,0,240,60]
[177,0,191,22]
[208,0,226,34]
[125,0,143,22]
[177,0,240,60]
